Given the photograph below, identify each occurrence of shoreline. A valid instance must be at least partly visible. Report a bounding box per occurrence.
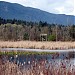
[0,48,75,52]
[0,41,75,50]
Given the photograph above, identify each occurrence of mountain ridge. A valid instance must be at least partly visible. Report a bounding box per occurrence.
[0,1,75,25]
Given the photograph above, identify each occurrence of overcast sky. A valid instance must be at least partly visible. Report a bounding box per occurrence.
[0,0,75,15]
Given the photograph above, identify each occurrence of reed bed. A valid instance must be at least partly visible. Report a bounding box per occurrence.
[0,41,75,49]
[0,53,75,75]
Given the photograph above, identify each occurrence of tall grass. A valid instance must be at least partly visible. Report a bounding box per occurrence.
[0,41,75,49]
[0,54,75,75]
[0,51,55,55]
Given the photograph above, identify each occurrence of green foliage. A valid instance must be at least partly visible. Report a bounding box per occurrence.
[0,51,55,55]
[70,25,75,40]
[48,34,56,41]
[0,17,75,41]
[23,33,29,40]
[39,21,48,27]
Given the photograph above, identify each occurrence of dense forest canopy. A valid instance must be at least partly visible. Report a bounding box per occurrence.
[0,17,75,41]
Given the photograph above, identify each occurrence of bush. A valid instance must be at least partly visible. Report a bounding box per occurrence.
[23,33,29,40]
[48,34,56,41]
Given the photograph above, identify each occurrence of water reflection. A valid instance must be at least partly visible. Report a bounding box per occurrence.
[0,51,75,75]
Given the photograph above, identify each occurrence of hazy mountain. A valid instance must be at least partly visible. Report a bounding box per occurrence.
[0,1,75,25]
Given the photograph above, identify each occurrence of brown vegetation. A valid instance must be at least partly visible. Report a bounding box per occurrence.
[0,22,75,41]
[0,54,75,75]
[0,41,75,49]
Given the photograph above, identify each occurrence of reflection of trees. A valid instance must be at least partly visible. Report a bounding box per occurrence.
[0,54,75,75]
[68,52,74,58]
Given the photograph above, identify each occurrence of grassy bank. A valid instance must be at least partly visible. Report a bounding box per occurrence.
[0,50,56,55]
[0,41,75,50]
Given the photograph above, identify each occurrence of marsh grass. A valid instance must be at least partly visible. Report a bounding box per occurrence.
[0,50,56,55]
[0,41,75,49]
[0,53,75,75]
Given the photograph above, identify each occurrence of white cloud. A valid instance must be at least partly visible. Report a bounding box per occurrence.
[55,7,65,14]
[0,0,74,15]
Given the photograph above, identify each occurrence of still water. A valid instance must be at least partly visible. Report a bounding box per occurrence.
[1,51,75,67]
[0,48,75,75]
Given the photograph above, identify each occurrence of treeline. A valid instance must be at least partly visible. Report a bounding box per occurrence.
[0,17,75,41]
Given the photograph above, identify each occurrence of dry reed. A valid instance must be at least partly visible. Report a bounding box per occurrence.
[0,41,75,50]
[0,54,75,75]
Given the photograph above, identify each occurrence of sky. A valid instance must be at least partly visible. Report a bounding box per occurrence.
[0,0,75,15]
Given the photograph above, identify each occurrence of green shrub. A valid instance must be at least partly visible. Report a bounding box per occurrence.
[48,34,56,41]
[23,33,29,40]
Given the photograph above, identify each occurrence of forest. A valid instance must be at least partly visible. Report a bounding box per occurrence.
[0,17,75,41]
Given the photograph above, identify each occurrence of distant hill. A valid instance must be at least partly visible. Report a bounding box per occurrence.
[0,1,75,25]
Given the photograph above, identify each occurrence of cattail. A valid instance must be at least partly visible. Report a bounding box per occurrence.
[28,61,30,64]
[24,61,26,65]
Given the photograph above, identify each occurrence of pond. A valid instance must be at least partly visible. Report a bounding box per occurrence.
[0,48,75,75]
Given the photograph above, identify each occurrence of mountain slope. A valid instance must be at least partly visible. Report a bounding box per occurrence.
[0,1,75,25]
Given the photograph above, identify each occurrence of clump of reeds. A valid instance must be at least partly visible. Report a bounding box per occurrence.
[0,41,75,49]
[0,53,75,75]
